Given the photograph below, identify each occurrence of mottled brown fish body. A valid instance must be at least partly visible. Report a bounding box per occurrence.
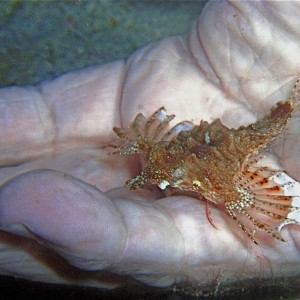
[110,79,300,244]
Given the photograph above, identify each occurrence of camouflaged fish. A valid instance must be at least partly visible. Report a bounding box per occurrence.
[110,79,300,244]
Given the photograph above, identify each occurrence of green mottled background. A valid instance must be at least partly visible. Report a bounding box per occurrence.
[0,0,206,87]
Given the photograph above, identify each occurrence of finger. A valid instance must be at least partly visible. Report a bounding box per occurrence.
[0,230,133,289]
[1,170,300,288]
[190,1,300,108]
[0,148,139,192]
[121,1,300,127]
[0,62,124,166]
[0,170,127,269]
[0,169,142,289]
[0,169,183,287]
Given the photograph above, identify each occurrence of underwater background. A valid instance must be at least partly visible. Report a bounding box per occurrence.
[0,0,205,87]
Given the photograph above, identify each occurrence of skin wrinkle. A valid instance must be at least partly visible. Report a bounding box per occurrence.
[39,83,63,154]
[157,198,219,269]
[227,17,272,100]
[116,68,125,129]
[102,62,127,138]
[37,63,127,149]
[114,198,182,269]
[204,5,292,114]
[189,17,256,127]
[110,197,130,265]
[1,87,52,165]
[186,21,203,74]
[187,19,217,85]
[197,19,223,87]
[0,231,135,289]
[183,217,254,282]
[117,61,132,129]
[188,19,253,123]
[12,170,127,266]
[198,2,245,89]
[47,79,82,146]
[35,84,58,158]
[76,183,128,265]
[290,225,300,252]
[236,3,270,52]
[165,204,199,273]
[209,6,234,82]
[232,3,297,80]
[154,199,185,274]
[257,1,296,36]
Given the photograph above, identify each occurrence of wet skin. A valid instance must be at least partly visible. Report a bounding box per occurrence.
[0,0,300,290]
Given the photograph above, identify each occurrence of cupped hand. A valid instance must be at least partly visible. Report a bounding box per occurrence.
[0,0,300,289]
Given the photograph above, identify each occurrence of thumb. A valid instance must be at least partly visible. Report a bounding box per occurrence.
[0,169,126,270]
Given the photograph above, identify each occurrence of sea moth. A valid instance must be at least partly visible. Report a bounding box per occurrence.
[110,79,300,244]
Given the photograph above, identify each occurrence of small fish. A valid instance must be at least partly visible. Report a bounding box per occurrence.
[110,79,300,244]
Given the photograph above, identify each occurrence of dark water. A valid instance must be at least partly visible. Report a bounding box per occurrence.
[2,274,300,300]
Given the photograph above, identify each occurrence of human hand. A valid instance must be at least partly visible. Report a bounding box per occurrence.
[0,0,300,291]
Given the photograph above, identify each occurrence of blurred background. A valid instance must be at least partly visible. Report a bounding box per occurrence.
[0,0,206,87]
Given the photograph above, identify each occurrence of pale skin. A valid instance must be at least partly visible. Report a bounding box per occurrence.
[0,0,300,291]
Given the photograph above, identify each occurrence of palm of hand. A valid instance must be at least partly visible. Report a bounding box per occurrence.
[0,0,300,290]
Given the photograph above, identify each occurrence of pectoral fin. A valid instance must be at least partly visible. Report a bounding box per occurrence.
[226,156,300,244]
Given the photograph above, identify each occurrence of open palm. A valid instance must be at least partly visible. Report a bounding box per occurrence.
[0,1,300,289]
